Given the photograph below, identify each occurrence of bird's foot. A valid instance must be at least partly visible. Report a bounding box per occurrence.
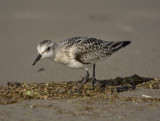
[77,76,89,95]
[91,77,97,89]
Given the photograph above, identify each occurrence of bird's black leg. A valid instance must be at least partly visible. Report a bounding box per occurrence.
[91,64,96,88]
[78,70,89,94]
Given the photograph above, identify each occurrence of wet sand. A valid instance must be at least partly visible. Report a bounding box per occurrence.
[0,0,160,121]
[0,97,159,121]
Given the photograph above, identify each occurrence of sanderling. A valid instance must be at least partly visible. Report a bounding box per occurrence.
[33,37,131,92]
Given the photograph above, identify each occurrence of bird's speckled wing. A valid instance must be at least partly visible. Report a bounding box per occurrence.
[59,37,89,48]
[59,37,130,64]
[74,38,113,64]
[73,37,130,64]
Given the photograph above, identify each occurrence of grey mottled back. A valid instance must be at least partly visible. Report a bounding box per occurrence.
[59,37,130,64]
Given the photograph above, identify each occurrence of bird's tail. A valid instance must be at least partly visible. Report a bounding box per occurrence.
[109,41,131,53]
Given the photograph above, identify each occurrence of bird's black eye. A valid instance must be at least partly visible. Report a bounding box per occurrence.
[47,47,50,51]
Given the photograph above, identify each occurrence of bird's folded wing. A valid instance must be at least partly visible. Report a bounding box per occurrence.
[75,49,111,64]
[74,38,128,64]
[74,38,112,64]
[61,37,130,64]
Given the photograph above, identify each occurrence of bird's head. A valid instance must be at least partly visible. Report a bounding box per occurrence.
[33,40,57,66]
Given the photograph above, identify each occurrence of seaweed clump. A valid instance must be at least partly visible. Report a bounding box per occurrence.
[0,74,159,105]
[138,77,160,89]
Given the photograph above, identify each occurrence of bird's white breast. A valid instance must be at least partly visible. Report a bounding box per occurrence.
[54,47,84,69]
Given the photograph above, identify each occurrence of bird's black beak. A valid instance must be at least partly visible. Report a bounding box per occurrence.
[32,54,42,66]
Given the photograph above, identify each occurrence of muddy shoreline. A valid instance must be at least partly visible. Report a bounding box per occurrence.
[0,75,159,104]
[0,75,160,121]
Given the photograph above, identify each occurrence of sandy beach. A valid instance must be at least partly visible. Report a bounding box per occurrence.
[0,0,160,121]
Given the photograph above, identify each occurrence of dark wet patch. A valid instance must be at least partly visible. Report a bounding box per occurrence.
[0,75,159,105]
[37,68,45,72]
